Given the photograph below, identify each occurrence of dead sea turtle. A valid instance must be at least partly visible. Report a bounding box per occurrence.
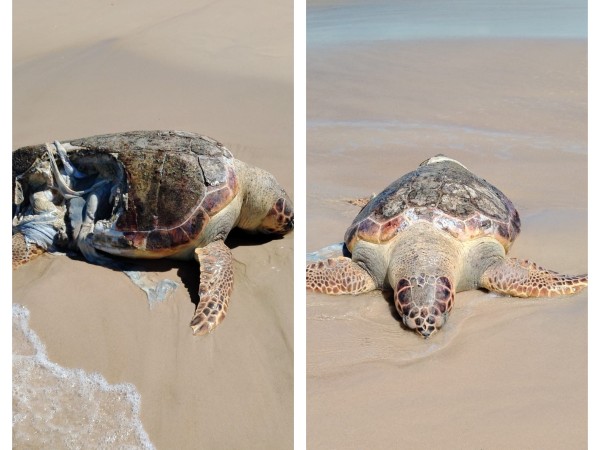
[306,155,587,338]
[13,130,294,335]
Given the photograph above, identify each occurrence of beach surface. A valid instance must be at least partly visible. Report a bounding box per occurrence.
[13,1,293,448]
[307,2,587,449]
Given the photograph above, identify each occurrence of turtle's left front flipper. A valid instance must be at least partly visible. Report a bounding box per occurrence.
[190,240,234,336]
[480,258,587,297]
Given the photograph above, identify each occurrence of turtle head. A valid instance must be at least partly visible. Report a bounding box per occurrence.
[394,275,455,338]
[234,159,293,236]
[257,193,294,235]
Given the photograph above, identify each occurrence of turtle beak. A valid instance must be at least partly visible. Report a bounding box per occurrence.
[259,197,294,235]
[416,326,439,339]
[279,197,294,233]
[284,214,294,232]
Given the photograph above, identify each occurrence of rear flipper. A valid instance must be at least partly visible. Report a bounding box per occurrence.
[480,258,588,297]
[306,256,376,295]
[12,232,45,269]
[345,195,375,208]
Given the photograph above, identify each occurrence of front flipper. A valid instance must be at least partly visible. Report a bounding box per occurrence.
[306,256,376,295]
[190,240,234,336]
[480,258,588,297]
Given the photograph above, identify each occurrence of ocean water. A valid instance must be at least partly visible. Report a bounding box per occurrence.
[308,0,587,46]
[12,304,155,449]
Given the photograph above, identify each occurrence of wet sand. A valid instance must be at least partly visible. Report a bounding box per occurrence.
[307,39,587,449]
[13,0,293,448]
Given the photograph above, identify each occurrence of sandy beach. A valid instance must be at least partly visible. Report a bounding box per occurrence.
[307,2,587,449]
[13,1,293,448]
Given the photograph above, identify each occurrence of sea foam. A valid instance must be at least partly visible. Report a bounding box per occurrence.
[12,304,155,449]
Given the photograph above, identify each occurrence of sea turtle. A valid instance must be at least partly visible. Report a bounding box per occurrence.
[306,155,587,338]
[12,130,294,335]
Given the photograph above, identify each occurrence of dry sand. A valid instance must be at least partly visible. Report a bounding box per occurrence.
[13,0,293,448]
[307,40,587,449]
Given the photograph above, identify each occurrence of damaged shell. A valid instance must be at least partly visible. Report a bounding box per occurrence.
[13,130,240,258]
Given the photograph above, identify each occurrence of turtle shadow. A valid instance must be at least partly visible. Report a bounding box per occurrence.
[64,228,287,309]
[176,263,200,306]
[225,228,287,249]
[67,251,180,276]
[66,251,201,306]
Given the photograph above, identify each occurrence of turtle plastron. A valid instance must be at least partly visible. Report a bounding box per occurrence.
[190,240,234,336]
[306,256,376,295]
[480,258,588,298]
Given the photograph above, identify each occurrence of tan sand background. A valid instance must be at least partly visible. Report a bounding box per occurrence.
[13,0,293,448]
[307,40,587,448]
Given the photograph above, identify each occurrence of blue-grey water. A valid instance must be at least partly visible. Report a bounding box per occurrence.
[307,0,587,47]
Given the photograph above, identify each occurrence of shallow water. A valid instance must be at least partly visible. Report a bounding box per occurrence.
[12,304,154,449]
[308,0,587,47]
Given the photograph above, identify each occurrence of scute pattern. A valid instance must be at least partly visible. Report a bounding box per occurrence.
[345,159,520,250]
[63,131,239,254]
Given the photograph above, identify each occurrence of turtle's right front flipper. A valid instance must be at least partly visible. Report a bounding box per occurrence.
[190,240,234,336]
[480,258,588,297]
[306,256,376,295]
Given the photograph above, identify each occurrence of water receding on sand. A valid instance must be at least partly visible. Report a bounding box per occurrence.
[12,304,155,449]
[307,119,587,156]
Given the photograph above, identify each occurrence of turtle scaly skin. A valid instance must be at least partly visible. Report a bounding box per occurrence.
[307,155,587,338]
[13,130,294,336]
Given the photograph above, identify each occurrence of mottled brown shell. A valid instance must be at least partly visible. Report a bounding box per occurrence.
[344,157,521,252]
[14,131,239,255]
[77,131,238,253]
